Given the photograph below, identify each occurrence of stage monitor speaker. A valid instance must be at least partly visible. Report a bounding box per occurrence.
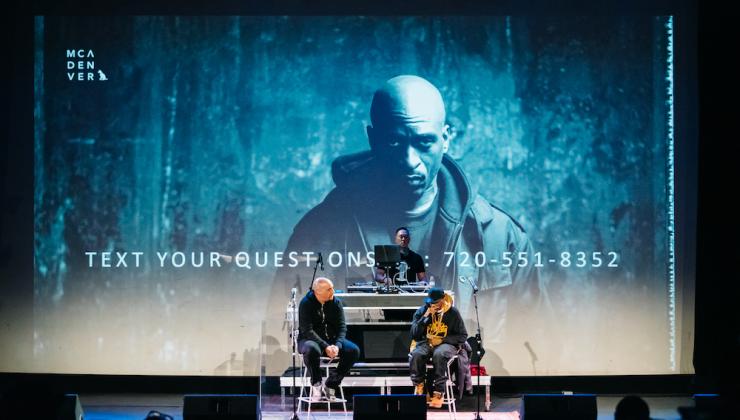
[60,394,84,420]
[2,392,83,420]
[183,394,259,420]
[521,394,597,420]
[353,394,425,420]
[677,394,722,419]
[693,394,720,410]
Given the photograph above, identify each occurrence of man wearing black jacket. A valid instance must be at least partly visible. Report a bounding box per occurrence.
[298,277,360,400]
[410,287,468,408]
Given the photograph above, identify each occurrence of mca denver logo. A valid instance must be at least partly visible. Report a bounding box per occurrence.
[66,49,108,81]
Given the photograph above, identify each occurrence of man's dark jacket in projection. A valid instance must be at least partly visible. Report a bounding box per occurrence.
[271,151,544,341]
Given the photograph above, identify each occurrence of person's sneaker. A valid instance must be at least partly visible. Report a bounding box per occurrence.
[310,383,323,401]
[428,391,444,408]
[325,386,337,402]
[413,383,425,395]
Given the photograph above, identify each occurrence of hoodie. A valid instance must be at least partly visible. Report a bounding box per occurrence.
[271,150,544,342]
[410,292,468,347]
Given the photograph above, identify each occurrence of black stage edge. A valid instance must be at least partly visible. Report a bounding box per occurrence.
[246,374,697,396]
[0,373,259,394]
[487,374,695,395]
[1,373,696,396]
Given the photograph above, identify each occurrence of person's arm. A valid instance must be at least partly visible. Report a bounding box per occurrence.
[442,308,468,346]
[298,300,329,351]
[412,253,427,282]
[334,301,347,349]
[410,305,431,341]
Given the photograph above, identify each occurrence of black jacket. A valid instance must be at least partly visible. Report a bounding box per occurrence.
[269,151,543,343]
[410,302,468,346]
[298,291,347,351]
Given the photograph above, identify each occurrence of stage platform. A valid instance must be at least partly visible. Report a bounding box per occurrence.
[279,373,493,410]
[75,393,694,419]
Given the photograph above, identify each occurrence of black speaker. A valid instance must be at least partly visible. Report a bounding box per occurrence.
[677,394,722,419]
[693,393,720,410]
[353,394,425,420]
[521,394,597,420]
[183,394,259,420]
[2,391,83,420]
[59,394,84,420]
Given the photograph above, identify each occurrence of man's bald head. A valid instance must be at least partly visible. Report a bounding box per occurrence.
[313,277,334,289]
[370,75,446,129]
[312,277,335,304]
[366,76,451,207]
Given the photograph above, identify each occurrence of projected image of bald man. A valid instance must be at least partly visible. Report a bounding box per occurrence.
[271,75,545,342]
[367,76,451,210]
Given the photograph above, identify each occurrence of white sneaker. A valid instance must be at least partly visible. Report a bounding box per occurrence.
[310,383,323,401]
[325,386,337,402]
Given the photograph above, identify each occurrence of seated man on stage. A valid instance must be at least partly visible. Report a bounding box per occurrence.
[409,287,468,408]
[375,226,428,283]
[298,277,360,401]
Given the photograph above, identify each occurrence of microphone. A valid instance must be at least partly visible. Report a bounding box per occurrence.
[459,276,479,293]
[318,252,324,271]
[470,278,479,293]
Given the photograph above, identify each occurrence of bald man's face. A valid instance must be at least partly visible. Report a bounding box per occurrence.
[313,280,335,304]
[367,113,450,199]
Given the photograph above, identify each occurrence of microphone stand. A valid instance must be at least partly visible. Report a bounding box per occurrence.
[382,263,393,293]
[309,252,322,291]
[462,277,484,420]
[290,289,300,420]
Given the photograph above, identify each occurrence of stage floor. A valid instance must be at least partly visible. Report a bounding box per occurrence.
[78,393,694,419]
